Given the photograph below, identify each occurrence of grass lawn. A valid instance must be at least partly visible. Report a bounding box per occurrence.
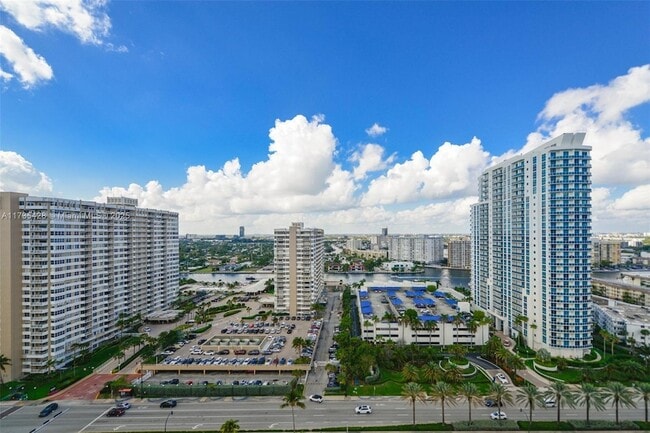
[0,338,131,400]
[328,367,493,397]
[524,359,584,383]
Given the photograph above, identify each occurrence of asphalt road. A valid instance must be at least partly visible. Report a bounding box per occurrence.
[1,397,647,433]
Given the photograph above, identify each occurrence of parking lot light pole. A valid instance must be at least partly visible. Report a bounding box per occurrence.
[164,410,173,432]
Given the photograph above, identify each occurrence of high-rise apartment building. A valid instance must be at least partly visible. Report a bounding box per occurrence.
[592,240,622,266]
[470,133,592,358]
[448,238,471,269]
[274,222,324,317]
[388,235,443,264]
[239,226,245,237]
[0,193,178,381]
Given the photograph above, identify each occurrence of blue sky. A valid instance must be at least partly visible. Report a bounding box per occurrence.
[1,1,649,234]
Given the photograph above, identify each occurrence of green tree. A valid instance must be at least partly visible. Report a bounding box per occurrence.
[219,419,240,433]
[452,314,464,344]
[429,381,457,424]
[280,387,305,433]
[458,382,482,424]
[401,382,426,425]
[543,381,575,424]
[636,382,650,423]
[574,383,605,425]
[602,381,637,424]
[488,382,513,420]
[0,354,11,385]
[401,363,420,383]
[516,383,542,429]
[421,361,441,385]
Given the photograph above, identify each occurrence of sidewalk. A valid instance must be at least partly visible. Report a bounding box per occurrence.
[494,331,551,388]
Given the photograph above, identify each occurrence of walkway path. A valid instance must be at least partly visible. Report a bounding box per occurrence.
[493,331,551,388]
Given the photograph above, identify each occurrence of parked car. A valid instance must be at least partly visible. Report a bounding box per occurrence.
[355,405,372,414]
[38,402,59,417]
[107,407,126,417]
[484,398,497,407]
[160,399,177,408]
[490,411,507,420]
[309,394,324,403]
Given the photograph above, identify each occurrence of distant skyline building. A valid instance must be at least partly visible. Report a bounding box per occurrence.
[273,222,324,317]
[471,133,592,357]
[592,239,621,266]
[239,226,245,237]
[448,238,471,269]
[388,235,443,264]
[0,192,178,381]
[381,227,388,236]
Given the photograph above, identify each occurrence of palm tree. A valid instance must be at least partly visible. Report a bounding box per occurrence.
[292,337,306,355]
[429,381,457,424]
[439,314,450,348]
[636,382,650,423]
[421,361,441,385]
[466,320,478,348]
[280,386,305,433]
[599,329,610,356]
[516,383,542,429]
[401,363,420,383]
[574,383,605,425]
[529,323,538,350]
[452,314,464,344]
[401,382,426,425]
[0,354,11,385]
[641,329,650,347]
[458,382,482,424]
[543,381,575,424]
[602,381,637,424]
[488,382,513,420]
[509,354,526,377]
[219,419,240,433]
[424,319,438,345]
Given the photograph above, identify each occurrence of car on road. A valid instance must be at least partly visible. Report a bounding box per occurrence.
[116,402,131,409]
[143,326,151,332]
[495,373,509,384]
[38,402,59,417]
[309,394,323,403]
[355,405,372,414]
[107,407,126,417]
[490,411,507,420]
[543,397,556,407]
[160,399,177,408]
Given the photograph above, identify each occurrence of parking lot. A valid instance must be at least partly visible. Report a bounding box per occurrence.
[142,290,322,382]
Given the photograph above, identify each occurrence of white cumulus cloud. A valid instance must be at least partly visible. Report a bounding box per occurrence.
[0,0,111,44]
[350,143,396,180]
[0,0,118,88]
[523,64,650,186]
[365,123,388,137]
[0,25,53,88]
[361,137,489,206]
[0,151,53,193]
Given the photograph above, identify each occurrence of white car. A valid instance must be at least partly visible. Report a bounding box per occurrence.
[496,373,509,384]
[490,411,507,420]
[309,394,323,403]
[116,402,131,410]
[355,405,372,414]
[543,397,556,407]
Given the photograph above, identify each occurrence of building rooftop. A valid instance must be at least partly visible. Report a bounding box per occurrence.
[594,297,650,325]
[357,283,464,322]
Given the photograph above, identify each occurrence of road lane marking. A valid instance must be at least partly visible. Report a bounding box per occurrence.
[77,406,111,433]
[192,424,204,430]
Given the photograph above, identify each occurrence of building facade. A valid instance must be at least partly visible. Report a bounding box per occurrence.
[388,235,443,264]
[592,240,622,266]
[274,222,324,317]
[0,193,178,381]
[448,238,471,269]
[471,133,592,357]
[592,274,650,307]
[593,297,650,347]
